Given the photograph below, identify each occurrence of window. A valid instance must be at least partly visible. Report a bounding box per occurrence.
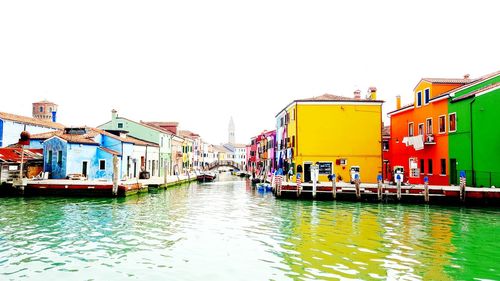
[449,113,457,132]
[117,123,123,129]
[424,88,430,104]
[382,140,389,151]
[408,122,414,137]
[39,106,44,113]
[420,159,425,174]
[418,123,424,136]
[49,107,53,112]
[292,136,295,147]
[48,151,53,164]
[57,151,63,164]
[409,158,419,178]
[438,115,446,134]
[416,91,422,107]
[99,160,106,170]
[426,118,433,135]
[428,159,433,174]
[440,159,446,175]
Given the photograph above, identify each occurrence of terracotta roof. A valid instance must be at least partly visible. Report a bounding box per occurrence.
[421,78,476,84]
[140,121,175,135]
[33,99,57,105]
[179,130,200,138]
[0,147,43,163]
[298,93,358,101]
[0,112,64,129]
[452,82,500,102]
[382,126,390,137]
[98,147,121,156]
[31,127,132,145]
[446,70,500,96]
[387,103,414,116]
[124,135,159,147]
[233,143,247,148]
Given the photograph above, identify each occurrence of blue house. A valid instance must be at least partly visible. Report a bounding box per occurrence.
[30,127,146,180]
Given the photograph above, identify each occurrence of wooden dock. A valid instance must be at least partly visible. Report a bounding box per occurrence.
[0,174,198,197]
[274,181,500,206]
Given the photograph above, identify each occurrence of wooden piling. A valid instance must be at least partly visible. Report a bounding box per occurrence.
[112,155,119,196]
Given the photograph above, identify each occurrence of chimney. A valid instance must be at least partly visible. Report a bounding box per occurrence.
[112,109,117,120]
[354,89,361,99]
[368,87,377,100]
[396,95,401,109]
[464,73,470,79]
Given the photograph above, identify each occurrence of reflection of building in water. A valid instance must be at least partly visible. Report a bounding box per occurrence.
[278,204,457,280]
[280,203,387,280]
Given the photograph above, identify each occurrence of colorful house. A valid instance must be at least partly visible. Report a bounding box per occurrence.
[447,71,500,187]
[276,90,383,183]
[256,130,276,175]
[247,136,258,174]
[30,127,155,180]
[98,110,173,177]
[387,72,497,186]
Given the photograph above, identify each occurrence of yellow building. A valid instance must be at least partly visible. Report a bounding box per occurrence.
[275,90,383,183]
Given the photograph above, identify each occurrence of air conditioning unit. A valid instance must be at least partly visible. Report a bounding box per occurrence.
[426,134,434,143]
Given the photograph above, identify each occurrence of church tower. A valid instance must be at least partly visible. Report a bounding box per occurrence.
[228,116,235,145]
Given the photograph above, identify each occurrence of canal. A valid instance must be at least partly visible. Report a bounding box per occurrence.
[1,173,499,281]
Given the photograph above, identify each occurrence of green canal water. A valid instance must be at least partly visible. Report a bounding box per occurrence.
[1,174,499,281]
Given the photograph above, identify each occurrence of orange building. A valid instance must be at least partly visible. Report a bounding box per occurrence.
[387,76,473,185]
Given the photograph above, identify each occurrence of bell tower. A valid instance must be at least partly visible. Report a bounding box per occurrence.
[228,117,235,145]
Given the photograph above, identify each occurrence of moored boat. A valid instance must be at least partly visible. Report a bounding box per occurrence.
[23,179,144,197]
[197,172,216,182]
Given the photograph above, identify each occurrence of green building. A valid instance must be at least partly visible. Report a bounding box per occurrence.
[98,110,173,177]
[448,71,500,187]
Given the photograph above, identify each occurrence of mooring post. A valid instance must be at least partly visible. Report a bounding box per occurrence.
[311,164,319,199]
[296,172,302,197]
[330,174,336,200]
[112,155,119,196]
[396,173,402,201]
[459,170,466,203]
[424,176,429,203]
[377,174,382,201]
[164,162,168,187]
[355,173,360,200]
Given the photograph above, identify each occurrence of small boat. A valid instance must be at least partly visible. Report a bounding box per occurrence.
[256,182,272,192]
[197,172,216,182]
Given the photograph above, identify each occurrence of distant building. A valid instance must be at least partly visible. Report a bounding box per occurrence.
[0,111,64,148]
[32,100,58,122]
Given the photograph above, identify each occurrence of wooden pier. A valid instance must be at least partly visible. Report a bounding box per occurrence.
[0,174,198,197]
[274,181,500,206]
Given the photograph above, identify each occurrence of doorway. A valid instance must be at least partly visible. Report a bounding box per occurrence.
[450,158,457,185]
[82,161,88,178]
[304,163,311,182]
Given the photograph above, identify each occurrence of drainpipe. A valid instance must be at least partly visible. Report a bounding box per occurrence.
[469,98,476,186]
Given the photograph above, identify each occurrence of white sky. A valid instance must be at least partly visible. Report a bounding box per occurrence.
[0,0,498,145]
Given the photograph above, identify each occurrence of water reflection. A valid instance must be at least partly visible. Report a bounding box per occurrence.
[0,177,498,280]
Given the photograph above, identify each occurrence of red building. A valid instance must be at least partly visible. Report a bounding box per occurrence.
[387,76,472,185]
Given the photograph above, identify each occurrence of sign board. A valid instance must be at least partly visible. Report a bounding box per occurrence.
[318,162,332,175]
